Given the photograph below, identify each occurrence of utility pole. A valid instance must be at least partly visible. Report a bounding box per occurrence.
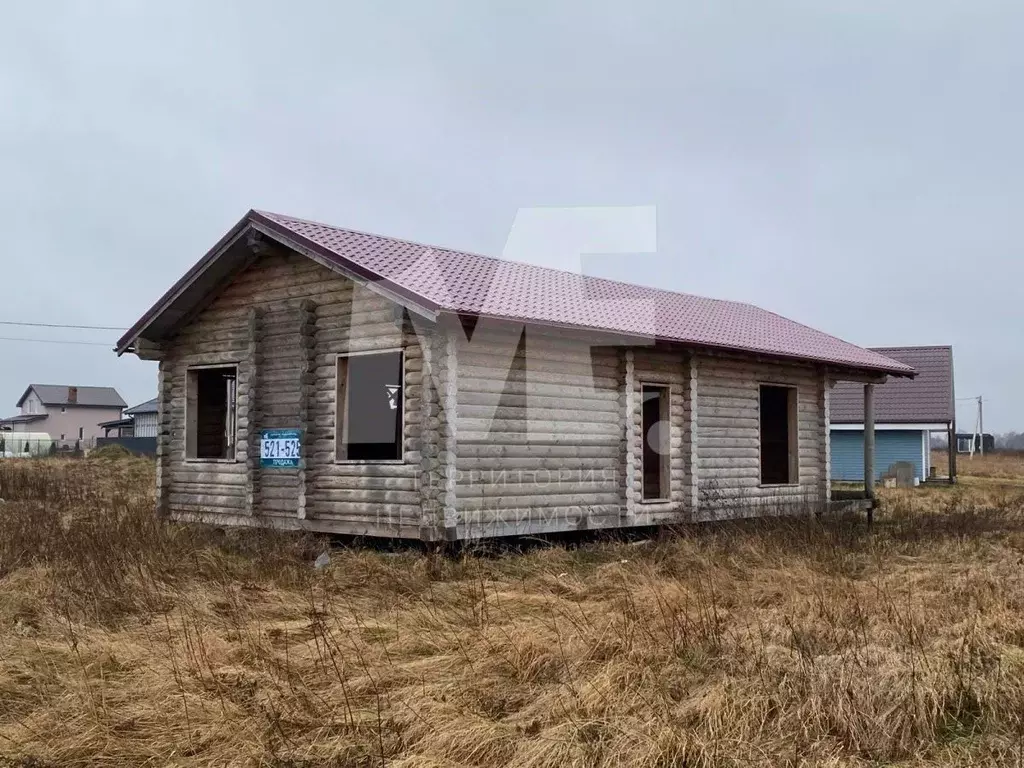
[978,395,984,456]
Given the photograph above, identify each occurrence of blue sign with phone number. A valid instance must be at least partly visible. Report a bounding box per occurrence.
[260,428,303,468]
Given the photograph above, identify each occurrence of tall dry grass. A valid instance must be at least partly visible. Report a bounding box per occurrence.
[936,450,1024,484]
[2,458,1024,766]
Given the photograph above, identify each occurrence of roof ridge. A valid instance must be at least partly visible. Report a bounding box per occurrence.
[29,383,120,389]
[257,209,763,313]
[867,345,953,352]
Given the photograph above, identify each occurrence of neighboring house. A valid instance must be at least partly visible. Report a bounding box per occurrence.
[95,397,159,456]
[830,346,954,484]
[101,397,159,438]
[116,209,912,541]
[955,433,995,455]
[125,398,159,437]
[0,385,126,443]
[98,416,134,438]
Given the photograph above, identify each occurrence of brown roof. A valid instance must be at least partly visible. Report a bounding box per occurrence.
[118,210,914,377]
[830,346,954,424]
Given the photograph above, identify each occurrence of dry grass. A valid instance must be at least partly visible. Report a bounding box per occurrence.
[2,459,1024,765]
[936,451,1024,486]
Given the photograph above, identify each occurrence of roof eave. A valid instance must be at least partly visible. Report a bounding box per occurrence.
[116,212,255,355]
[117,210,440,356]
[14,385,35,409]
[436,309,916,378]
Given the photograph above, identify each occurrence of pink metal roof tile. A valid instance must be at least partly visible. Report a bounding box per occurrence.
[255,211,913,376]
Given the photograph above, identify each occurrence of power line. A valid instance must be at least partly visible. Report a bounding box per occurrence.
[0,336,112,347]
[0,320,127,331]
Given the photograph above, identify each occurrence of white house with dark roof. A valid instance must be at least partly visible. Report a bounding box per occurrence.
[830,346,955,484]
[115,209,914,540]
[0,384,126,443]
[98,397,158,438]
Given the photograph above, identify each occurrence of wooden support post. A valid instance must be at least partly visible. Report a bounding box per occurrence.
[439,328,459,540]
[864,383,875,523]
[948,421,957,484]
[155,359,172,518]
[822,374,832,513]
[245,307,263,516]
[418,326,440,541]
[296,300,317,520]
[689,355,699,519]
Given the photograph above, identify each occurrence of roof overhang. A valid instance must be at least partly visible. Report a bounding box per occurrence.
[14,386,36,409]
[831,422,951,431]
[431,311,914,381]
[116,210,439,356]
[0,413,46,424]
[98,418,134,429]
[827,366,915,383]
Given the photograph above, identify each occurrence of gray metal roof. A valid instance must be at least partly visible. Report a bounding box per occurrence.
[124,397,158,415]
[98,417,135,428]
[830,346,954,425]
[17,385,127,409]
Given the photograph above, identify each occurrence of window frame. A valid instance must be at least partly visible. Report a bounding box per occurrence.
[957,437,973,453]
[334,348,406,465]
[639,381,672,504]
[184,362,240,463]
[758,382,799,487]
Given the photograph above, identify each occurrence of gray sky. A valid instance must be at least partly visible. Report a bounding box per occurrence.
[1,1,1020,430]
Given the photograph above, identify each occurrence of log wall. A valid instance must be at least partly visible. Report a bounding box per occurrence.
[160,249,427,538]
[452,325,624,538]
[154,245,832,538]
[692,354,827,520]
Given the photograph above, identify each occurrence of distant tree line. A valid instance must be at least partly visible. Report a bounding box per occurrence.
[997,432,1024,451]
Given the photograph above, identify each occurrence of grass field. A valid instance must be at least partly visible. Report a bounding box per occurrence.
[2,455,1024,766]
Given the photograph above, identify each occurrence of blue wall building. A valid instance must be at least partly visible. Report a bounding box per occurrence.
[830,428,930,481]
[830,346,954,484]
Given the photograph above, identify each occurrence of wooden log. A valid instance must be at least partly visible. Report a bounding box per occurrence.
[245,307,263,515]
[156,359,172,518]
[297,300,316,520]
[624,349,637,520]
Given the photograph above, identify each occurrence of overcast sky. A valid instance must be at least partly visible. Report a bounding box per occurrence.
[1,1,1020,430]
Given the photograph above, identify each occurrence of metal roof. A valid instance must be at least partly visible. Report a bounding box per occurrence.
[16,385,126,409]
[830,346,954,424]
[0,413,46,424]
[118,210,914,377]
[124,397,158,415]
[98,417,134,429]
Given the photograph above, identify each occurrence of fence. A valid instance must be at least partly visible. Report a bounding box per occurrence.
[0,435,97,458]
[94,437,157,456]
